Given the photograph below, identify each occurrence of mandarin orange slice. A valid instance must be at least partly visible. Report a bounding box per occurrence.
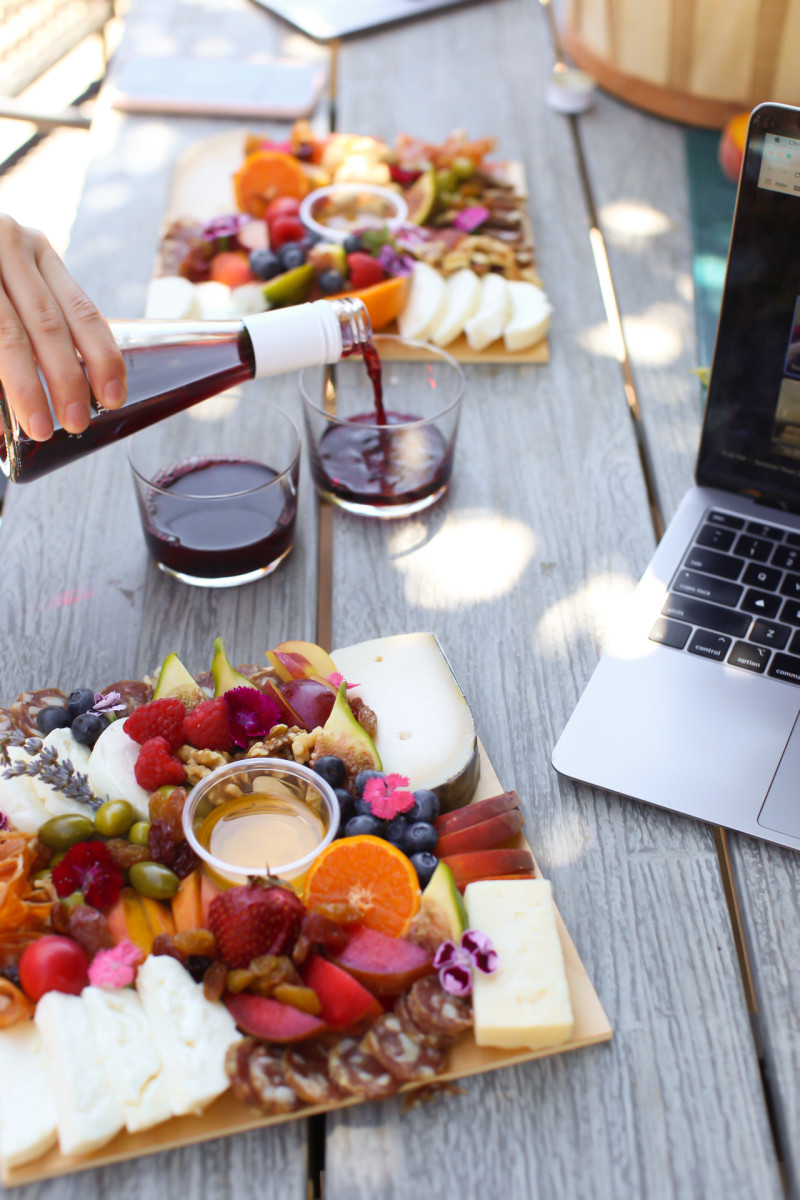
[233,151,310,218]
[302,835,420,938]
[332,274,410,331]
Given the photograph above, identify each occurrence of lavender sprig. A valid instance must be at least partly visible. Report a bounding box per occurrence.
[0,730,38,767]
[0,733,105,810]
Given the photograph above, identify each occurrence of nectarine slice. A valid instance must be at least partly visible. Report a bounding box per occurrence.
[329,926,433,995]
[435,790,520,835]
[301,952,384,1029]
[440,847,534,889]
[436,807,525,858]
[225,992,327,1042]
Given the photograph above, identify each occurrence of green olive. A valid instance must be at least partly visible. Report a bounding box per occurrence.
[61,890,85,909]
[128,821,151,847]
[95,799,135,838]
[435,166,458,195]
[451,155,476,180]
[129,861,180,900]
[37,814,95,851]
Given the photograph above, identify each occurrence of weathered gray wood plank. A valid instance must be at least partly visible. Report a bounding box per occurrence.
[0,0,325,1194]
[323,2,782,1197]
[582,85,800,1195]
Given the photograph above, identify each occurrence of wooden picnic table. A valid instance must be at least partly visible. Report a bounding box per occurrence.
[0,0,797,1196]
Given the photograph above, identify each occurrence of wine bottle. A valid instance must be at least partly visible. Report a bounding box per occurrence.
[0,297,372,484]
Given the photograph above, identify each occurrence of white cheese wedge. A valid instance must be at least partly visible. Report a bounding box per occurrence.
[397,261,448,341]
[502,281,552,352]
[193,280,237,319]
[0,747,50,833]
[144,275,197,320]
[82,987,172,1134]
[465,878,574,1049]
[464,273,511,351]
[87,718,150,821]
[0,1020,58,1169]
[430,268,481,347]
[331,632,478,810]
[31,727,96,820]
[34,992,124,1157]
[135,955,241,1116]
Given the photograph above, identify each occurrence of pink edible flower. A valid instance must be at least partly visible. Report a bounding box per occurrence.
[453,206,489,233]
[433,930,499,996]
[362,773,416,820]
[326,671,360,691]
[87,940,143,988]
[224,687,280,749]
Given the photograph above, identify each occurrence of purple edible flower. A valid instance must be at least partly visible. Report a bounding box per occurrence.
[92,691,127,716]
[200,214,251,242]
[224,686,281,749]
[433,930,499,996]
[453,205,490,233]
[377,243,415,278]
[394,224,432,250]
[0,811,9,831]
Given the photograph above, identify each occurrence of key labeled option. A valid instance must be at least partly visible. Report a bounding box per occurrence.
[727,641,770,674]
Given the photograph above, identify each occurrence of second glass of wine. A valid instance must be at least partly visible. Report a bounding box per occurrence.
[128,397,300,587]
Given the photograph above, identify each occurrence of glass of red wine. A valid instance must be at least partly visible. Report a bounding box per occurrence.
[299,335,465,518]
[128,398,300,587]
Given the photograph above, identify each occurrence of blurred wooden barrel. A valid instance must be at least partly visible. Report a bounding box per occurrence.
[564,0,800,128]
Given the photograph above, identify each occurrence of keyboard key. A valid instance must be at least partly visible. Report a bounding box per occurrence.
[749,619,790,650]
[743,562,782,590]
[733,534,773,562]
[687,630,731,661]
[746,520,784,540]
[785,532,800,548]
[696,524,736,552]
[772,545,800,571]
[684,547,743,581]
[727,641,770,673]
[661,594,750,637]
[768,653,800,685]
[780,572,800,599]
[672,570,743,607]
[649,618,691,649]
[741,589,781,619]
[707,511,745,530]
[789,630,800,656]
[780,600,800,626]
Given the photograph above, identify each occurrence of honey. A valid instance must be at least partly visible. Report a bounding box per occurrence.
[197,790,327,875]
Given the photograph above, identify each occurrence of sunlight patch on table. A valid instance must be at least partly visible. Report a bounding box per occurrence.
[390,509,536,607]
[622,302,687,366]
[600,199,674,247]
[535,572,637,652]
[541,805,594,867]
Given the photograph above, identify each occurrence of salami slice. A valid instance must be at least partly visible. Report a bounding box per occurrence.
[100,680,152,716]
[225,1038,262,1109]
[361,1013,446,1083]
[194,670,214,693]
[394,992,448,1050]
[406,976,473,1037]
[247,1043,299,1115]
[328,1036,399,1100]
[11,689,66,737]
[0,708,15,737]
[284,1041,344,1106]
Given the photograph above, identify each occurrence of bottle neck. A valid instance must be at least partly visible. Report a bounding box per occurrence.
[242,298,372,378]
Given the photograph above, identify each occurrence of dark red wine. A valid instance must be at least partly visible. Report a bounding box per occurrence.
[138,455,297,580]
[1,333,255,484]
[361,341,386,424]
[310,411,452,508]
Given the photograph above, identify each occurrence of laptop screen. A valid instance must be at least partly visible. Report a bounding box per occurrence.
[696,103,800,511]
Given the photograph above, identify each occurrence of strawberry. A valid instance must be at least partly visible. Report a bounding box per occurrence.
[207,877,305,968]
[346,251,386,290]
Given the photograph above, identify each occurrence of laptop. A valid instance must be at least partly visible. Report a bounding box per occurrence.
[249,0,490,40]
[552,102,800,853]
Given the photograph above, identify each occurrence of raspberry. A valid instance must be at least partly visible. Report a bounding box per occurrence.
[134,736,186,791]
[183,696,234,751]
[346,251,386,290]
[125,697,186,750]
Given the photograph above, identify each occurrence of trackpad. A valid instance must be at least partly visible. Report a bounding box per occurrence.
[759,709,800,838]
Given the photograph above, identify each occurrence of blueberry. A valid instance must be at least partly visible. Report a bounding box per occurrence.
[353,795,375,817]
[343,233,363,254]
[382,817,409,852]
[301,231,322,248]
[334,788,355,835]
[313,755,347,789]
[248,248,282,280]
[410,851,438,889]
[36,705,71,735]
[406,789,440,824]
[355,769,383,798]
[404,821,439,855]
[318,268,345,295]
[70,712,108,748]
[278,242,307,271]
[67,688,96,720]
[344,814,384,838]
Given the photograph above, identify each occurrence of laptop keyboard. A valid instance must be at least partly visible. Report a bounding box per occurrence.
[649,509,800,685]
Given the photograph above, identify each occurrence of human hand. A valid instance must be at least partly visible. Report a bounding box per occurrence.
[0,216,126,440]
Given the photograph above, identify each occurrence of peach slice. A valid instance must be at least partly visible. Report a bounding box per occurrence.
[329,925,433,995]
[171,871,203,932]
[436,807,525,858]
[440,848,534,891]
[435,790,520,836]
[225,992,327,1042]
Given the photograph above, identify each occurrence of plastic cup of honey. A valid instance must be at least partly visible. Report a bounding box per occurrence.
[182,757,340,888]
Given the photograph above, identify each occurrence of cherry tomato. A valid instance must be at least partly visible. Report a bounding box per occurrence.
[18,934,89,1001]
[264,195,302,223]
[269,215,307,250]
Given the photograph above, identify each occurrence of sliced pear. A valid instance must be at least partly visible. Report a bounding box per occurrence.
[211,637,253,697]
[419,861,467,941]
[153,652,205,709]
[144,276,197,320]
[397,261,448,341]
[464,273,511,352]
[503,281,552,352]
[430,268,482,347]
